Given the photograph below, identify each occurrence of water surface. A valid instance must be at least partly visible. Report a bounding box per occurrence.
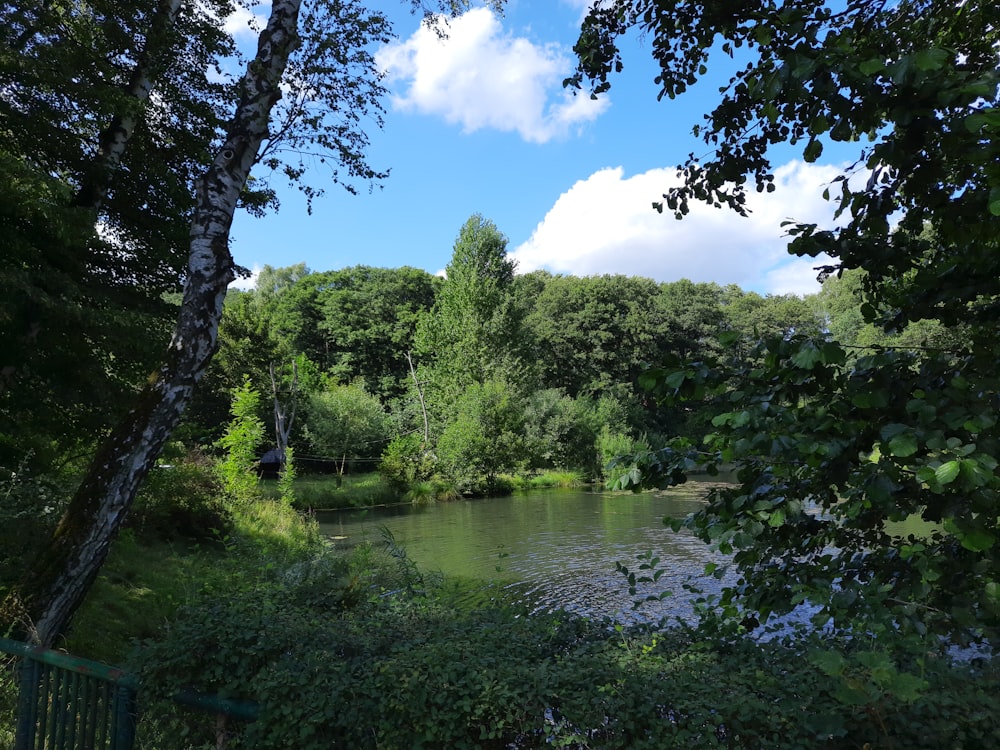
[317,482,732,624]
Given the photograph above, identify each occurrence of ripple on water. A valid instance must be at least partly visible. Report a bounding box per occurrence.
[317,485,735,626]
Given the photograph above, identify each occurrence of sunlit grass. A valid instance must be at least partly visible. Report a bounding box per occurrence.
[509,470,585,491]
[260,472,401,509]
[67,495,322,664]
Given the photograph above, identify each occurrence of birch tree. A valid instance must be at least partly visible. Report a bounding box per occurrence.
[2,0,504,647]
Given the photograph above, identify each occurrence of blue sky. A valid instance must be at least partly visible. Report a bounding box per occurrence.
[228,1,845,295]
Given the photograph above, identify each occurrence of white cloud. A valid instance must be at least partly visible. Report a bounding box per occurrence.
[511,161,845,296]
[560,0,596,24]
[229,264,261,290]
[376,8,608,143]
[223,1,268,40]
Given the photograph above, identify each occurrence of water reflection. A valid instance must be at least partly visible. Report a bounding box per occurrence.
[317,482,734,625]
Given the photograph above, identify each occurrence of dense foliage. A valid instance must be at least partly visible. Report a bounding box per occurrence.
[139,564,1000,749]
[572,0,1000,645]
[198,246,822,495]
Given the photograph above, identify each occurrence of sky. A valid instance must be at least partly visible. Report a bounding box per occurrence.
[227,1,848,296]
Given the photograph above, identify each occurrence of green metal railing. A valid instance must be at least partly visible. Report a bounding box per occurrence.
[1,637,259,750]
[1,637,138,750]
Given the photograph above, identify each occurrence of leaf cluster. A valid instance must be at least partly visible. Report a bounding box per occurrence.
[625,334,1000,645]
[136,571,1000,749]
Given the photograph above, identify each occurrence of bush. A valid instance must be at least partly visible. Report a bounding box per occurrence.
[128,448,230,542]
[598,427,648,489]
[0,461,69,592]
[135,574,1000,750]
[379,433,436,487]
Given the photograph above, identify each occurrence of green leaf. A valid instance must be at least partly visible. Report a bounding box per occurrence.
[809,649,846,677]
[985,582,1000,610]
[966,112,997,132]
[858,58,885,75]
[791,341,822,369]
[803,138,823,163]
[886,672,928,703]
[959,529,995,552]
[663,370,688,389]
[833,682,875,706]
[887,432,919,458]
[989,191,1000,217]
[934,461,960,485]
[913,47,949,71]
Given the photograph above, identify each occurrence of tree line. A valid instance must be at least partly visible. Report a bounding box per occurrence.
[184,214,890,496]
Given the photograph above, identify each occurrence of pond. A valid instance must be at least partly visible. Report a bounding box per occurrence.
[316,482,734,625]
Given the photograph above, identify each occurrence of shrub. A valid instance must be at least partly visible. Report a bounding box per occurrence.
[379,433,436,487]
[598,427,648,489]
[0,457,70,591]
[129,448,230,542]
[136,583,1000,750]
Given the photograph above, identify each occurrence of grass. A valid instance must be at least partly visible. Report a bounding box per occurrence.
[65,494,326,665]
[260,472,401,509]
[405,478,461,504]
[509,470,585,491]
[64,533,226,664]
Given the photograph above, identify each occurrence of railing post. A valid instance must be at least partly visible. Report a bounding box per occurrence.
[111,681,138,750]
[14,657,40,750]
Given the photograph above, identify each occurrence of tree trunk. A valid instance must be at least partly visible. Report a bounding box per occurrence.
[73,0,184,212]
[2,0,303,647]
[406,351,430,445]
[270,359,298,456]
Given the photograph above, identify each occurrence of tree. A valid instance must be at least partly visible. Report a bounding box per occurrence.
[0,0,233,468]
[657,279,726,359]
[317,266,439,400]
[721,286,824,341]
[218,379,266,502]
[526,274,667,400]
[304,382,390,477]
[3,0,502,647]
[815,268,957,351]
[2,0,322,647]
[416,215,532,399]
[572,0,1000,645]
[436,379,527,493]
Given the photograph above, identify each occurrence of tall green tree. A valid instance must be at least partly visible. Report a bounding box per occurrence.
[573,0,1000,644]
[317,265,439,400]
[0,0,233,467]
[655,280,727,359]
[416,215,532,402]
[526,274,665,399]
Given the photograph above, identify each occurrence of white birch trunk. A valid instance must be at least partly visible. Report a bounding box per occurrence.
[74,0,183,212]
[6,0,303,647]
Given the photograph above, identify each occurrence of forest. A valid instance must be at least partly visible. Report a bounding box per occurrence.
[194,236,823,493]
[185,221,947,501]
[3,0,1000,747]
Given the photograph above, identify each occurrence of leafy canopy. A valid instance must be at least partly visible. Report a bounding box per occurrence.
[572,0,1000,645]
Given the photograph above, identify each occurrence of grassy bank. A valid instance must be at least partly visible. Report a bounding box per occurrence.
[259,471,401,509]
[258,469,588,510]
[5,460,999,750]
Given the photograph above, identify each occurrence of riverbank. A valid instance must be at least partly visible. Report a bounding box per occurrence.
[5,468,999,749]
[258,470,588,511]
